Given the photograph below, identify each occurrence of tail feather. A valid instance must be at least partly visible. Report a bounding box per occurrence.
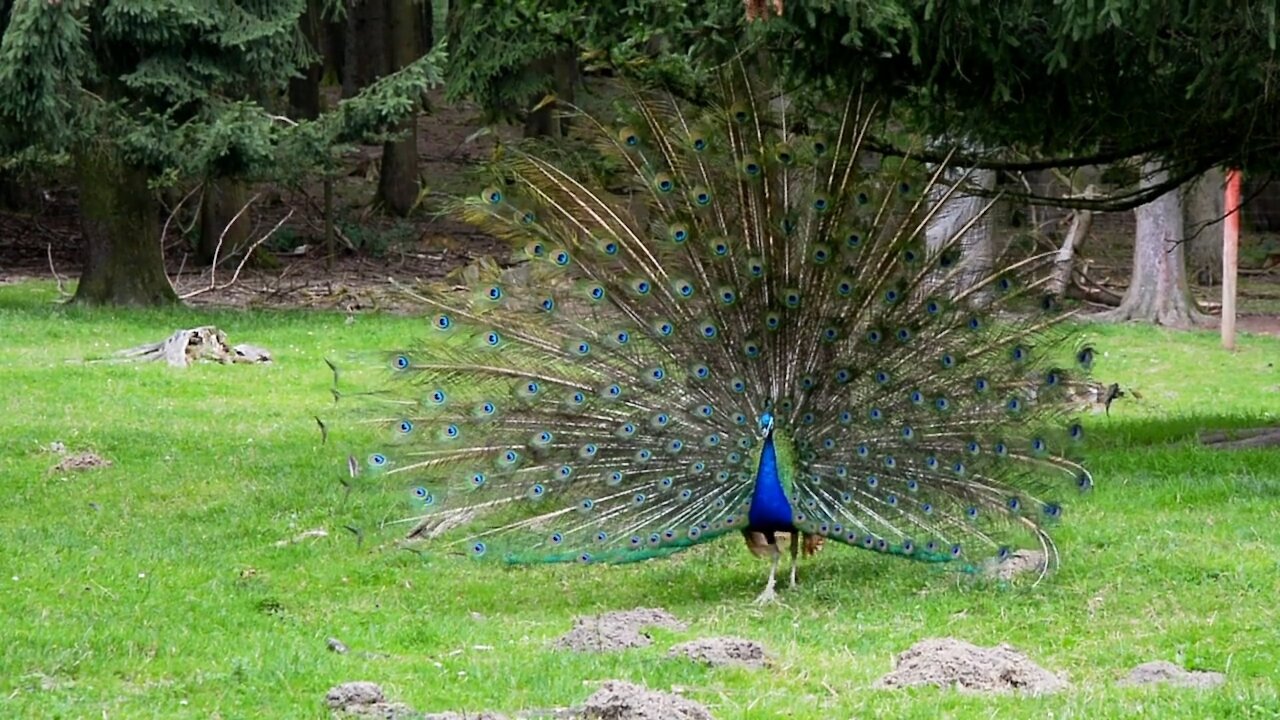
[340,67,1094,573]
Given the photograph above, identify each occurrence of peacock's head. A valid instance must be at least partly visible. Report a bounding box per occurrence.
[758,412,775,437]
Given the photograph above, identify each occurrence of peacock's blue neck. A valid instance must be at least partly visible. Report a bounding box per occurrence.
[747,434,795,532]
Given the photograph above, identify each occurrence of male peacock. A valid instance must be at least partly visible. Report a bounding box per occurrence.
[346,71,1094,603]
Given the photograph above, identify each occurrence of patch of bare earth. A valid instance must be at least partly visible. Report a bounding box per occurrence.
[577,680,713,720]
[553,608,687,653]
[325,682,420,719]
[982,549,1048,582]
[876,638,1068,695]
[668,638,768,669]
[1119,661,1225,689]
[325,679,715,720]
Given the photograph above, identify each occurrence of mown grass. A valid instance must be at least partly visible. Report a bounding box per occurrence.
[2,279,1279,719]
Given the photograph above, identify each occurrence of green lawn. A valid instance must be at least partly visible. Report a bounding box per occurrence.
[2,279,1279,719]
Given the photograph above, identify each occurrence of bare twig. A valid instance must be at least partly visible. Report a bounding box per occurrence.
[161,183,204,293]
[180,209,294,300]
[46,244,71,298]
[160,184,203,242]
[207,192,262,277]
[265,113,299,127]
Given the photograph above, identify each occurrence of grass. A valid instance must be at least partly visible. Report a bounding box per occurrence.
[2,279,1280,719]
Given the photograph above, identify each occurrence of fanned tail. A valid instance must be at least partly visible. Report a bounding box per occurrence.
[339,67,1093,575]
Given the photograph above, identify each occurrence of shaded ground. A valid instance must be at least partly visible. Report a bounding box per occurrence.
[5,91,1280,332]
[0,89,511,311]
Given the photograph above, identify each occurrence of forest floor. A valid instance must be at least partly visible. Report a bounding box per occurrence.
[2,280,1279,719]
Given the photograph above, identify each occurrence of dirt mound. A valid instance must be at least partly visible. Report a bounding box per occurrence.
[668,638,767,669]
[983,550,1048,581]
[876,638,1068,695]
[1119,660,1225,689]
[325,682,419,718]
[579,680,713,720]
[553,608,687,653]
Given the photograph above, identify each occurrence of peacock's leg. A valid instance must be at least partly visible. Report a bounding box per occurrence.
[753,540,781,604]
[788,532,800,588]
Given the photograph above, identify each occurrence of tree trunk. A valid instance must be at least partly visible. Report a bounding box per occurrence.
[1184,167,1224,285]
[72,147,176,306]
[1098,162,1210,327]
[925,167,997,304]
[376,0,422,216]
[196,177,251,266]
[343,0,387,98]
[523,47,577,138]
[288,0,325,120]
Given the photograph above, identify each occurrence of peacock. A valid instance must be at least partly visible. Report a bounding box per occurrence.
[341,69,1094,603]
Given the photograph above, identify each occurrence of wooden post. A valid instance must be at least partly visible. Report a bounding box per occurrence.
[1222,169,1242,350]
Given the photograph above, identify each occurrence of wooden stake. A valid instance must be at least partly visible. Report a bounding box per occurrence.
[1222,168,1242,350]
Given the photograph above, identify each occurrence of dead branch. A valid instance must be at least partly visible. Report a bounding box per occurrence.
[1067,267,1124,307]
[179,208,294,300]
[46,243,71,298]
[160,184,204,247]
[1200,426,1280,450]
[208,192,262,273]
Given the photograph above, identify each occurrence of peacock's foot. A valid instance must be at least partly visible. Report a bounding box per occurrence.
[753,585,778,605]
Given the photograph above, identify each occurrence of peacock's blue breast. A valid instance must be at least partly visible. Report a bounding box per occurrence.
[747,434,795,531]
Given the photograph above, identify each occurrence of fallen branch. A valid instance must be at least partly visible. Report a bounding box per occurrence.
[1067,275,1123,306]
[1046,185,1097,298]
[1200,426,1280,449]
